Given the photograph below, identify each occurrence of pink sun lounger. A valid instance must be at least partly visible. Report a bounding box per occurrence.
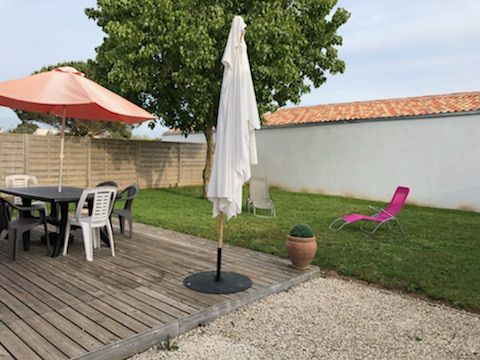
[329,186,410,235]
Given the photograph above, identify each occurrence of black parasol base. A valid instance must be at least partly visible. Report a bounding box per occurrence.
[184,271,252,294]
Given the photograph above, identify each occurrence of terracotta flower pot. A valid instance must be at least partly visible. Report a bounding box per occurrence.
[286,235,317,270]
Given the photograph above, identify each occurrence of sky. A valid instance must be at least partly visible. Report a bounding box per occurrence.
[0,0,479,137]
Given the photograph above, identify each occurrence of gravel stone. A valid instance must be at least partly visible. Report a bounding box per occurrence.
[131,276,480,360]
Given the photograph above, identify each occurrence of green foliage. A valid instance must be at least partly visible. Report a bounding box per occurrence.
[9,121,38,134]
[133,186,480,313]
[289,224,314,238]
[86,0,349,132]
[153,336,178,352]
[14,60,132,139]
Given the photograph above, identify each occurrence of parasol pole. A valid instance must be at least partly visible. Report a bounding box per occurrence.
[58,107,66,192]
[215,212,225,282]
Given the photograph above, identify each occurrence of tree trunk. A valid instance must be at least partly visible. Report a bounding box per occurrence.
[202,125,215,198]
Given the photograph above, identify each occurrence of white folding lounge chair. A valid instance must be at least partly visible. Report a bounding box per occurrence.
[247,177,276,217]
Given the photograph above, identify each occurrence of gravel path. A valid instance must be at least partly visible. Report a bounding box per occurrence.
[131,275,480,360]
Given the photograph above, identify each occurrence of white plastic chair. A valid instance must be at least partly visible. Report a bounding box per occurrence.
[62,186,117,261]
[246,177,276,217]
[5,174,44,207]
[5,174,39,188]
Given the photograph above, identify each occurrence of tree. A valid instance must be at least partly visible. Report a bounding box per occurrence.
[86,0,350,196]
[15,60,132,139]
[10,121,38,134]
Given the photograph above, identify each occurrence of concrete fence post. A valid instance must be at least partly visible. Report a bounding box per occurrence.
[136,141,141,187]
[23,134,28,174]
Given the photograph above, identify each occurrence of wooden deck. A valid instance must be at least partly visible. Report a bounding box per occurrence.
[0,222,319,360]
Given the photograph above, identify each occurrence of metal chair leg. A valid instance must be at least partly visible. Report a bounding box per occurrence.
[118,215,125,234]
[393,217,406,236]
[370,221,386,234]
[8,227,17,262]
[329,218,350,231]
[127,214,133,238]
[43,220,50,256]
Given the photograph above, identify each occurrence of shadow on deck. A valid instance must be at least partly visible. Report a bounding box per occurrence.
[0,222,319,360]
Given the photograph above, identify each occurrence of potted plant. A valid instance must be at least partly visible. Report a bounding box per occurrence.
[286,224,317,269]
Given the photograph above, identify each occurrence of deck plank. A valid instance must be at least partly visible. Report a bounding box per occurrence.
[86,299,150,333]
[0,286,36,320]
[110,291,176,323]
[57,307,119,345]
[0,299,20,325]
[72,302,135,339]
[0,280,51,316]
[13,261,96,302]
[1,264,81,306]
[0,264,70,311]
[95,295,165,328]
[8,320,66,360]
[0,324,41,360]
[131,287,197,314]
[24,315,85,358]
[0,343,14,360]
[41,311,103,351]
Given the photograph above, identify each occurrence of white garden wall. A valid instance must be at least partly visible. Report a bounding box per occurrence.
[252,113,480,211]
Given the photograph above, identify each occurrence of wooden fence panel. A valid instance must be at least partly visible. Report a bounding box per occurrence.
[138,141,179,189]
[0,134,206,190]
[26,136,60,184]
[90,139,138,189]
[0,134,25,182]
[27,136,89,187]
[179,143,206,186]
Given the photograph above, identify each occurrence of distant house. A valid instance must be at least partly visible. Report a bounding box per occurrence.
[161,130,207,144]
[254,91,480,211]
[33,128,60,136]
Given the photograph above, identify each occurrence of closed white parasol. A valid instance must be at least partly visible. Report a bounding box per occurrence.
[207,15,261,219]
[184,15,260,294]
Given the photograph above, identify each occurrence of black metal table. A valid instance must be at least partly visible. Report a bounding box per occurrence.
[0,186,85,257]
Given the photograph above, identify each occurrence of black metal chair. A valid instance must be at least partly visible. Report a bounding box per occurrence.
[0,198,10,239]
[80,181,118,212]
[112,183,139,238]
[96,181,118,188]
[0,198,49,262]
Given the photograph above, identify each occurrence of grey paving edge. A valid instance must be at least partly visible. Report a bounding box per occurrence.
[73,267,320,360]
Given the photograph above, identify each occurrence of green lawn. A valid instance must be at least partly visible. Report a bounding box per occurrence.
[133,186,480,312]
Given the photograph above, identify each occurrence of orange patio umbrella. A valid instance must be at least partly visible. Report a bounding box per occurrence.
[0,66,155,191]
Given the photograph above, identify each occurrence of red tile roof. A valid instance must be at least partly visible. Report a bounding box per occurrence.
[264,92,480,127]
